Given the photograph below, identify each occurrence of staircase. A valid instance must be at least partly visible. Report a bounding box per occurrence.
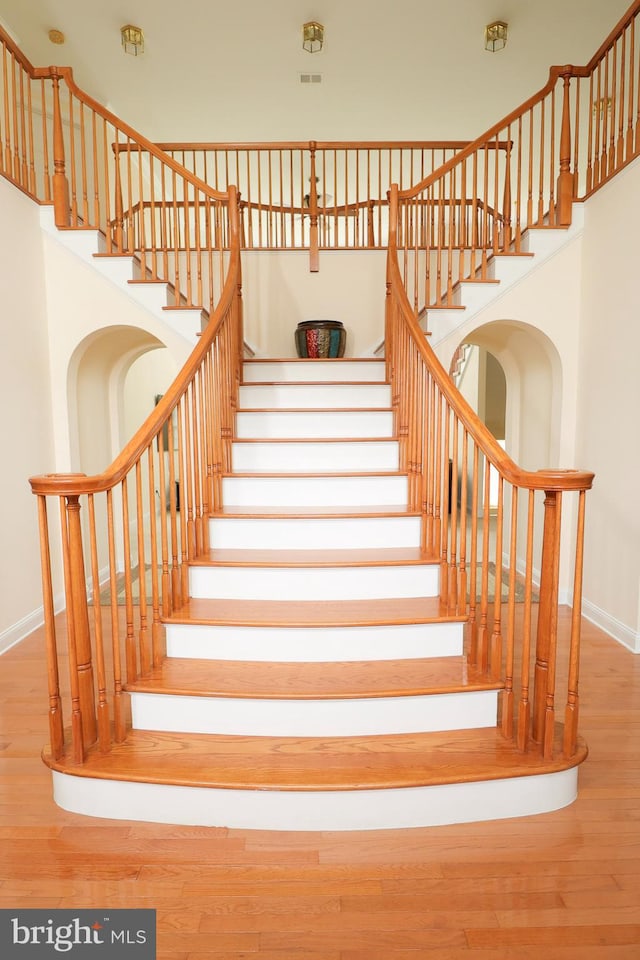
[46,356,587,831]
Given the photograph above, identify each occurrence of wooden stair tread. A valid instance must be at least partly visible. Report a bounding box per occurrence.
[244,358,385,363]
[237,406,392,413]
[232,436,397,443]
[192,546,438,567]
[43,726,587,792]
[223,470,405,479]
[240,380,389,387]
[125,656,501,700]
[164,595,461,627]
[212,504,419,518]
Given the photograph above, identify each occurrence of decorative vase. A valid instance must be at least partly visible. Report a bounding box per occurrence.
[295,320,346,358]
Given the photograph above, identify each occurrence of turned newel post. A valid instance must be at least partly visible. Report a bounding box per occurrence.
[532,489,561,758]
[557,71,574,227]
[51,71,70,227]
[64,494,97,758]
[308,141,320,273]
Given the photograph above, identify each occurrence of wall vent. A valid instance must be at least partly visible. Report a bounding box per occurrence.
[300,73,322,84]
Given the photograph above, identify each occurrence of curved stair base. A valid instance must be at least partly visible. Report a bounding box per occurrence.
[51,766,580,832]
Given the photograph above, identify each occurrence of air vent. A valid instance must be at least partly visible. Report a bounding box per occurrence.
[300,73,322,84]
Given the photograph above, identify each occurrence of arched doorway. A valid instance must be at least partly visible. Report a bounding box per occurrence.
[450,319,563,473]
[67,326,178,477]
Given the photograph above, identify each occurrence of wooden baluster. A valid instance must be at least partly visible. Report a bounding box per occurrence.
[489,475,504,679]
[135,460,151,676]
[105,489,125,741]
[586,73,594,194]
[36,496,65,760]
[113,141,124,252]
[502,135,512,247]
[557,71,574,226]
[2,44,12,177]
[86,494,111,752]
[145,447,163,669]
[64,492,98,752]
[564,490,587,758]
[609,43,618,175]
[501,485,518,741]
[517,490,535,751]
[532,489,562,757]
[617,32,626,167]
[51,71,70,226]
[467,444,480,666]
[40,79,52,202]
[308,141,320,272]
[626,19,635,161]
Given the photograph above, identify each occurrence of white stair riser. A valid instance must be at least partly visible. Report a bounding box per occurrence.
[52,768,580,831]
[231,441,400,473]
[236,410,394,439]
[130,690,498,737]
[165,621,463,661]
[222,474,407,507]
[242,360,386,383]
[239,383,391,409]
[189,563,438,601]
[209,515,421,550]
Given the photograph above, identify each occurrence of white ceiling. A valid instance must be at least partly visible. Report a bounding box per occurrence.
[0,1,633,143]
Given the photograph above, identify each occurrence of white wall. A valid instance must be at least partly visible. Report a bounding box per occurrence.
[576,158,640,651]
[242,250,386,356]
[0,180,54,652]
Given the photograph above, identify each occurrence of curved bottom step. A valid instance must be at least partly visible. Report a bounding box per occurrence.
[44,727,587,832]
[51,767,580,831]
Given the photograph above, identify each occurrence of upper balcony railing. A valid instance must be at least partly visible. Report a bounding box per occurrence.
[391,0,640,319]
[0,28,234,315]
[153,140,510,269]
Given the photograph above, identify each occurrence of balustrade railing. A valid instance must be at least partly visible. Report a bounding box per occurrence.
[0,28,232,315]
[387,183,594,759]
[29,191,243,764]
[393,0,640,318]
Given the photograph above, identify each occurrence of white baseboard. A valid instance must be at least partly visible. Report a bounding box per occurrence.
[0,590,66,656]
[581,598,639,653]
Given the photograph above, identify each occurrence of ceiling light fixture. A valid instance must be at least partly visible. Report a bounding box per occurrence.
[48,29,65,45]
[121,24,144,56]
[484,21,508,53]
[302,21,324,53]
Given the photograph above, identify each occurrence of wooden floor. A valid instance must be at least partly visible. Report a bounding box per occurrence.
[1,609,640,958]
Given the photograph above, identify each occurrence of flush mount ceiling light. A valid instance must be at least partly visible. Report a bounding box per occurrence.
[484,21,508,53]
[302,21,324,53]
[121,24,144,56]
[48,29,65,45]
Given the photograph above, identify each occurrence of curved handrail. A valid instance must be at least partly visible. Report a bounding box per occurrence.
[30,187,241,499]
[386,186,594,494]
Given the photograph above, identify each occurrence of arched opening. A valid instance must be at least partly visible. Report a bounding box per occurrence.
[67,326,179,477]
[451,319,563,474]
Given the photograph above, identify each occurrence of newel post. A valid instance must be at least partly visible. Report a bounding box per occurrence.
[532,489,561,759]
[64,494,98,757]
[51,71,70,228]
[557,71,575,227]
[308,141,320,272]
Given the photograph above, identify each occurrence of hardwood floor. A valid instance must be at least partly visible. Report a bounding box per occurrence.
[1,609,639,958]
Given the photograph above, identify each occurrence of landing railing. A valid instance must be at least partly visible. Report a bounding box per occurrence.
[0,27,231,314]
[387,186,594,761]
[394,0,640,316]
[153,140,511,271]
[28,191,244,765]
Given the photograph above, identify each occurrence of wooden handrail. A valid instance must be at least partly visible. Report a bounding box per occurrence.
[386,182,593,761]
[29,187,243,764]
[390,1,640,317]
